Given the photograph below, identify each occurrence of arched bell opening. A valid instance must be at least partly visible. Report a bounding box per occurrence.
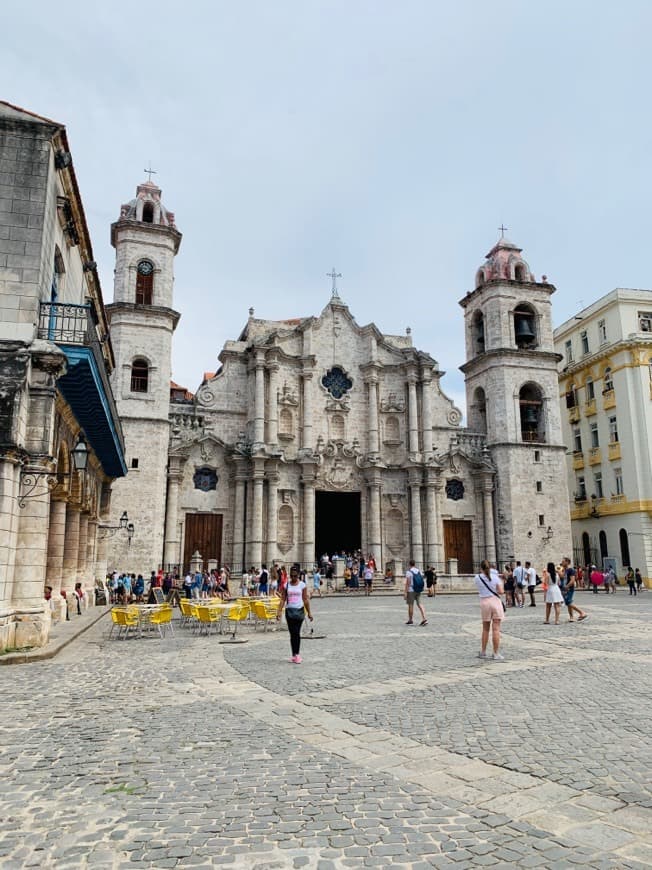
[470,386,487,434]
[519,383,545,443]
[472,310,485,354]
[514,303,537,349]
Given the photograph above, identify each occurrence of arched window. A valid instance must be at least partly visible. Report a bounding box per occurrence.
[519,383,545,443]
[130,358,149,393]
[585,377,595,401]
[472,310,485,353]
[582,531,591,567]
[136,260,154,305]
[619,528,631,568]
[142,202,154,223]
[514,303,537,348]
[514,262,527,282]
[471,387,487,434]
[475,269,486,288]
[603,366,614,393]
[599,530,608,561]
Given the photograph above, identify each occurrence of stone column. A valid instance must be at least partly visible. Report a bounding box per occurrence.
[366,374,380,456]
[163,458,184,570]
[253,350,266,449]
[94,527,108,583]
[301,368,313,451]
[12,465,53,647]
[45,497,67,595]
[479,473,497,565]
[301,468,316,568]
[249,461,265,568]
[408,469,424,567]
[366,471,382,571]
[0,458,20,626]
[407,370,419,457]
[267,362,279,446]
[421,368,433,458]
[87,519,97,592]
[232,463,247,572]
[77,513,89,585]
[266,464,279,566]
[62,503,81,596]
[424,469,443,569]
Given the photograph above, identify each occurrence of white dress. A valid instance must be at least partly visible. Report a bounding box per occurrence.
[545,581,564,604]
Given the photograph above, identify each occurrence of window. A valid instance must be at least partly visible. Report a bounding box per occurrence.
[608,416,618,443]
[519,383,544,442]
[614,467,623,495]
[598,319,607,343]
[131,458,139,469]
[566,383,578,407]
[639,311,652,332]
[565,339,573,363]
[536,480,543,493]
[576,476,587,500]
[130,358,149,393]
[590,422,599,448]
[619,528,631,568]
[573,428,582,452]
[599,530,608,559]
[534,450,541,462]
[594,471,603,499]
[473,310,485,353]
[580,330,589,355]
[586,377,595,401]
[538,514,545,526]
[603,367,614,392]
[514,305,537,348]
[514,263,527,282]
[136,260,154,305]
[142,202,154,223]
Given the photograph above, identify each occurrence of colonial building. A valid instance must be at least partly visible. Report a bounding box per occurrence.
[106,183,571,580]
[0,102,126,650]
[554,290,652,584]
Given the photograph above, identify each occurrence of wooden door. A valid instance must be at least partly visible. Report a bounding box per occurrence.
[183,513,222,572]
[443,520,473,574]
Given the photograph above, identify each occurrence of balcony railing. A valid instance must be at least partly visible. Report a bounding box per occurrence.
[38,302,125,452]
[584,398,596,416]
[568,406,580,423]
[572,452,584,470]
[602,389,616,409]
[588,447,601,465]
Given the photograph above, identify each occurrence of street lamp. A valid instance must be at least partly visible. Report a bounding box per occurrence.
[71,435,89,471]
[18,432,88,508]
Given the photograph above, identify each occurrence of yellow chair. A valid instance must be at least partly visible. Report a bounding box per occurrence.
[178,597,193,627]
[252,600,278,631]
[111,607,139,640]
[194,604,221,636]
[108,608,122,639]
[225,603,250,638]
[149,604,175,638]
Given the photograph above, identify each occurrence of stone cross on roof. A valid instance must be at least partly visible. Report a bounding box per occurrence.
[327,267,342,298]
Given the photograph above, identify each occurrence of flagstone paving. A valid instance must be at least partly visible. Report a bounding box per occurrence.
[1,591,651,868]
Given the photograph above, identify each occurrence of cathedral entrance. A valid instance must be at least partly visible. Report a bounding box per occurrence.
[183,513,222,572]
[443,519,474,574]
[315,491,361,560]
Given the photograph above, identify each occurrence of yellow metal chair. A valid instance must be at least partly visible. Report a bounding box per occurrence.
[225,603,250,639]
[252,600,277,631]
[194,604,221,636]
[178,597,193,627]
[149,604,175,638]
[111,607,139,640]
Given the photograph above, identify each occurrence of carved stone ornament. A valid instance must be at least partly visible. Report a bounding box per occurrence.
[325,396,351,412]
[195,385,215,406]
[278,383,299,406]
[447,408,463,426]
[380,393,406,413]
[170,414,206,445]
[193,466,218,492]
[445,478,465,501]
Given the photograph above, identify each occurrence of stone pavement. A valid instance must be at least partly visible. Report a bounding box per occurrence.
[1,591,651,869]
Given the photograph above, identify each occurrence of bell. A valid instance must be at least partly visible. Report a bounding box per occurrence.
[522,406,538,426]
[515,316,535,344]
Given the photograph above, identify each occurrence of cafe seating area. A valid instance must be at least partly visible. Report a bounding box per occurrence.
[108,596,281,641]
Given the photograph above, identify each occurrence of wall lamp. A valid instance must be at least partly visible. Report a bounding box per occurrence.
[590,494,600,518]
[542,525,554,544]
[18,434,88,508]
[98,510,135,546]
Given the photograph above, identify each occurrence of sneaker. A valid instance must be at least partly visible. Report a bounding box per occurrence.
[477,651,488,658]
[578,614,588,622]
[491,653,505,661]
[290,656,297,663]
[405,620,413,625]
[294,655,302,664]
[420,620,428,626]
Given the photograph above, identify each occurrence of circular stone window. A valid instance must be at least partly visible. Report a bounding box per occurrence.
[321,366,353,400]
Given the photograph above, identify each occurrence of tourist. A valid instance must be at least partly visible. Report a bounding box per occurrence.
[635,568,643,593]
[192,570,202,599]
[240,568,250,597]
[123,573,133,602]
[404,560,427,626]
[133,574,145,602]
[474,559,505,661]
[270,564,279,595]
[73,582,84,615]
[543,563,564,624]
[363,562,373,596]
[503,564,515,607]
[590,565,604,593]
[258,564,269,596]
[276,564,312,663]
[183,572,192,599]
[513,560,526,607]
[279,564,288,594]
[325,560,334,592]
[605,565,617,594]
[311,565,322,598]
[562,563,587,622]
[343,564,352,592]
[626,567,637,595]
[525,560,537,607]
[425,565,437,598]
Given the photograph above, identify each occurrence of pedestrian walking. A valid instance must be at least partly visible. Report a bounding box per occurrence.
[503,564,515,607]
[626,567,637,595]
[311,565,323,598]
[525,560,537,607]
[425,566,437,597]
[562,562,588,622]
[276,565,313,663]
[543,563,564,624]
[475,560,505,661]
[635,568,643,593]
[404,560,427,625]
[513,561,526,607]
[363,563,373,596]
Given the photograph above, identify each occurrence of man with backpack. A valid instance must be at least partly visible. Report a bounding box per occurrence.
[404,560,428,626]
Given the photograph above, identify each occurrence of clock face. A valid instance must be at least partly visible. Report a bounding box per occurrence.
[137,260,154,276]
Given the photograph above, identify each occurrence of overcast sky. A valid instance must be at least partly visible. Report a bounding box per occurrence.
[4,1,652,413]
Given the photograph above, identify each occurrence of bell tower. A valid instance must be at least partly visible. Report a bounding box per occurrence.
[105,179,182,572]
[460,234,571,567]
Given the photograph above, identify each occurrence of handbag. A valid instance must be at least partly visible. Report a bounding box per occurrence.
[285,606,305,621]
[478,573,506,613]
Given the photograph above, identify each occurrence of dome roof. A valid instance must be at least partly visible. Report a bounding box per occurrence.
[118,180,177,228]
[475,236,534,287]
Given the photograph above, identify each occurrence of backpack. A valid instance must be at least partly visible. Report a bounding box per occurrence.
[411,569,424,593]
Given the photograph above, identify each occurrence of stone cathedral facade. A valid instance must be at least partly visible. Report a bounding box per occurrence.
[106,182,572,578]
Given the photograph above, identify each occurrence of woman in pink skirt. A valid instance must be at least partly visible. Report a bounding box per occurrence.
[474,559,506,661]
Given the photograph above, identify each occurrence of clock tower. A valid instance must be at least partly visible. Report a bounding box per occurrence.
[105,180,182,572]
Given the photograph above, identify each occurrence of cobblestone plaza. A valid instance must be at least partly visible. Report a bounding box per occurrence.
[1,592,651,869]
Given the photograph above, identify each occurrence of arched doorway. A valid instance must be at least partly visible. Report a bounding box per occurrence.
[619,528,631,568]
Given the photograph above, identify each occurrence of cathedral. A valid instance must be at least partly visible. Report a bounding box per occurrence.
[105,180,572,580]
